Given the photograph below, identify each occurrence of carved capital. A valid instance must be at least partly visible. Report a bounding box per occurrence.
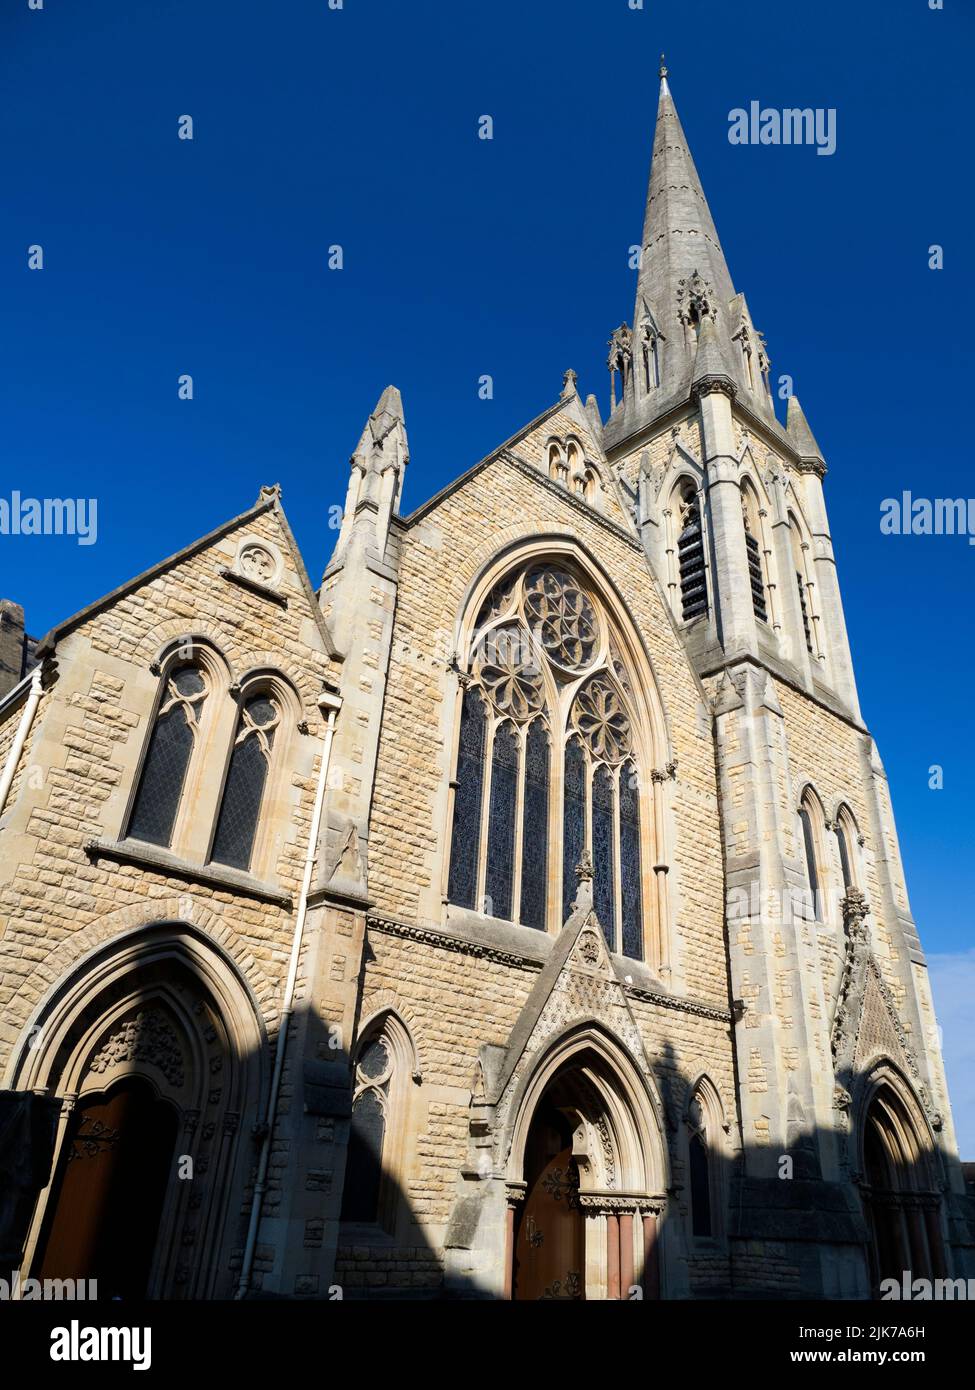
[692,374,737,401]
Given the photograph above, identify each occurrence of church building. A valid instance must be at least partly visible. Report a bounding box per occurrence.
[1,67,971,1301]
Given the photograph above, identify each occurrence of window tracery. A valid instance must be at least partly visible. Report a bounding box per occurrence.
[447,561,656,960]
[127,665,209,848]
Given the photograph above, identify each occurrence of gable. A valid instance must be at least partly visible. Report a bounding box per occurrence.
[40,491,339,704]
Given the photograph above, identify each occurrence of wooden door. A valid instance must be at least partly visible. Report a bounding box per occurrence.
[513,1144,585,1300]
[35,1078,177,1299]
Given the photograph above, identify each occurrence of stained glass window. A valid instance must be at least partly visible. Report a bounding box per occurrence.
[484,722,518,920]
[619,760,643,960]
[562,737,586,925]
[592,765,616,948]
[210,693,279,871]
[447,688,486,909]
[446,564,659,959]
[520,722,550,931]
[689,1133,712,1237]
[128,666,207,848]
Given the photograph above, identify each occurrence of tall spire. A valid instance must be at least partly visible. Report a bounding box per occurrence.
[601,67,777,446]
[634,67,738,351]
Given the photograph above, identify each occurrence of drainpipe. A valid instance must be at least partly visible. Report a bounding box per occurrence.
[236,686,342,1299]
[0,666,45,818]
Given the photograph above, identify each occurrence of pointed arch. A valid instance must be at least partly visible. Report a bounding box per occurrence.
[9,919,267,1299]
[668,476,709,623]
[831,801,862,894]
[787,506,823,663]
[501,1022,668,1300]
[854,1059,947,1289]
[444,538,673,965]
[798,783,828,921]
[124,639,231,854]
[502,1021,666,1193]
[341,1008,419,1235]
[683,1072,730,1241]
[740,476,773,626]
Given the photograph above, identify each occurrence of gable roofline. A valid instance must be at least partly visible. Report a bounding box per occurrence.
[36,487,339,663]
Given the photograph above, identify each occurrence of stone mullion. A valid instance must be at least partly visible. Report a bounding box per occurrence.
[510,722,528,925]
[475,713,497,913]
[611,764,622,953]
[650,768,671,980]
[439,676,467,911]
[549,728,565,935]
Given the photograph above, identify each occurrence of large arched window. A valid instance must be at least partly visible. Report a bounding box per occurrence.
[446,563,658,960]
[127,663,209,848]
[210,689,282,871]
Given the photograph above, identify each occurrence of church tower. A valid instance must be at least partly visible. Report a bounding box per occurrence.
[592,63,966,1293]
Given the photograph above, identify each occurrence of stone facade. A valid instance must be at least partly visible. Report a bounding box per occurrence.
[0,70,971,1302]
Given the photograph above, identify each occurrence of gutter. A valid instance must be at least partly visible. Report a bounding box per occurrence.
[235,685,342,1298]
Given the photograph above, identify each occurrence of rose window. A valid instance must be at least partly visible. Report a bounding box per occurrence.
[477,626,544,721]
[524,568,598,670]
[573,678,632,762]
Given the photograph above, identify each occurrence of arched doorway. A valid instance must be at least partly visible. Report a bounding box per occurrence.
[860,1075,946,1292]
[505,1028,666,1301]
[34,1077,178,1299]
[9,923,266,1299]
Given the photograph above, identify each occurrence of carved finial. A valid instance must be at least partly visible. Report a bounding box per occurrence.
[659,54,668,79]
[575,851,594,883]
[562,368,578,398]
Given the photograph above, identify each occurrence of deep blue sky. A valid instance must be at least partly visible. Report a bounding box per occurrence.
[2,0,972,1085]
